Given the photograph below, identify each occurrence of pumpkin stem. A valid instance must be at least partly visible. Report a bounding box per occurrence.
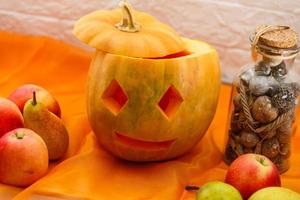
[115,0,141,33]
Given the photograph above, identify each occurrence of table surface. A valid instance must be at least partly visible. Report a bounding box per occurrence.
[0,31,299,200]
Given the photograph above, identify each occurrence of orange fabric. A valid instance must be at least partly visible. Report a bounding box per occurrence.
[0,32,300,200]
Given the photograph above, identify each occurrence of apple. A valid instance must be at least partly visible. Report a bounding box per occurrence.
[225,154,281,199]
[8,84,61,117]
[0,97,24,137]
[249,187,300,200]
[0,128,48,187]
[196,181,243,200]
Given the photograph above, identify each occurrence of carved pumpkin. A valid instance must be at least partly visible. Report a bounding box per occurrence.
[74,1,221,161]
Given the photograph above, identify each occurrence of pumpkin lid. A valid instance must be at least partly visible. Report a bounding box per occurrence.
[73,1,185,58]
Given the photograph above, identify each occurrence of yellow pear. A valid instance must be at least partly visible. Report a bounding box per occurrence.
[23,92,69,160]
[249,187,300,200]
[196,181,243,200]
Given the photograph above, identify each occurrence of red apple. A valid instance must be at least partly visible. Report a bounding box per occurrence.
[8,84,61,117]
[225,153,281,199]
[0,98,24,137]
[0,128,48,187]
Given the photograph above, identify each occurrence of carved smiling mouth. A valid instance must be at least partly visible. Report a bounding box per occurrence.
[115,132,176,150]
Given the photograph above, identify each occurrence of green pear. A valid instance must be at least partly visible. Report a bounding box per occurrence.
[249,187,300,200]
[23,92,69,160]
[196,181,242,200]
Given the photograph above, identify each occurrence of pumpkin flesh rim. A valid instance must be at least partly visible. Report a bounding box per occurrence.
[93,37,215,61]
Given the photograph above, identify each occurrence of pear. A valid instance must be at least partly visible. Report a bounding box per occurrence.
[249,187,300,200]
[196,181,243,200]
[23,92,69,160]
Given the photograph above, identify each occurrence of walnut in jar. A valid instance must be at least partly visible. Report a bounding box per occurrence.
[233,94,242,112]
[252,96,279,123]
[230,113,243,133]
[277,124,292,144]
[279,143,291,158]
[262,138,280,158]
[255,61,271,76]
[239,131,260,148]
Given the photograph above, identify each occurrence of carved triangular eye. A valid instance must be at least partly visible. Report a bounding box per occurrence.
[101,80,128,115]
[158,85,183,119]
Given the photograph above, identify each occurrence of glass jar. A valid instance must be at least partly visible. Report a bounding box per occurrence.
[224,25,300,173]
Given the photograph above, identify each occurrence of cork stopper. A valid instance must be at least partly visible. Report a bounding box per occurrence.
[256,25,298,48]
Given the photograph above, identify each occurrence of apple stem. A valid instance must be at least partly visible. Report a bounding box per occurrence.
[185,185,200,191]
[32,91,37,105]
[256,155,268,166]
[16,132,25,139]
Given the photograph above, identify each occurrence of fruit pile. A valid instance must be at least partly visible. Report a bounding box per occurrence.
[187,154,300,200]
[0,84,69,187]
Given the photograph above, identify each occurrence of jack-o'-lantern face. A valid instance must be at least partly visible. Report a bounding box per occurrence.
[74,1,220,161]
[101,80,182,151]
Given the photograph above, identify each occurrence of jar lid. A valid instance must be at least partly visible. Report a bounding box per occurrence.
[255,25,298,48]
[73,1,185,58]
[250,25,299,60]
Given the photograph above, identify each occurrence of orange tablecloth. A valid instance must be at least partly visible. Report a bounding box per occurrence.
[0,32,300,200]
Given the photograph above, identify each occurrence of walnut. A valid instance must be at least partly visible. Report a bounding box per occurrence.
[255,61,271,76]
[239,131,260,148]
[271,62,288,79]
[252,96,278,123]
[233,94,242,112]
[230,113,243,133]
[279,143,291,159]
[276,129,292,144]
[262,138,280,158]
